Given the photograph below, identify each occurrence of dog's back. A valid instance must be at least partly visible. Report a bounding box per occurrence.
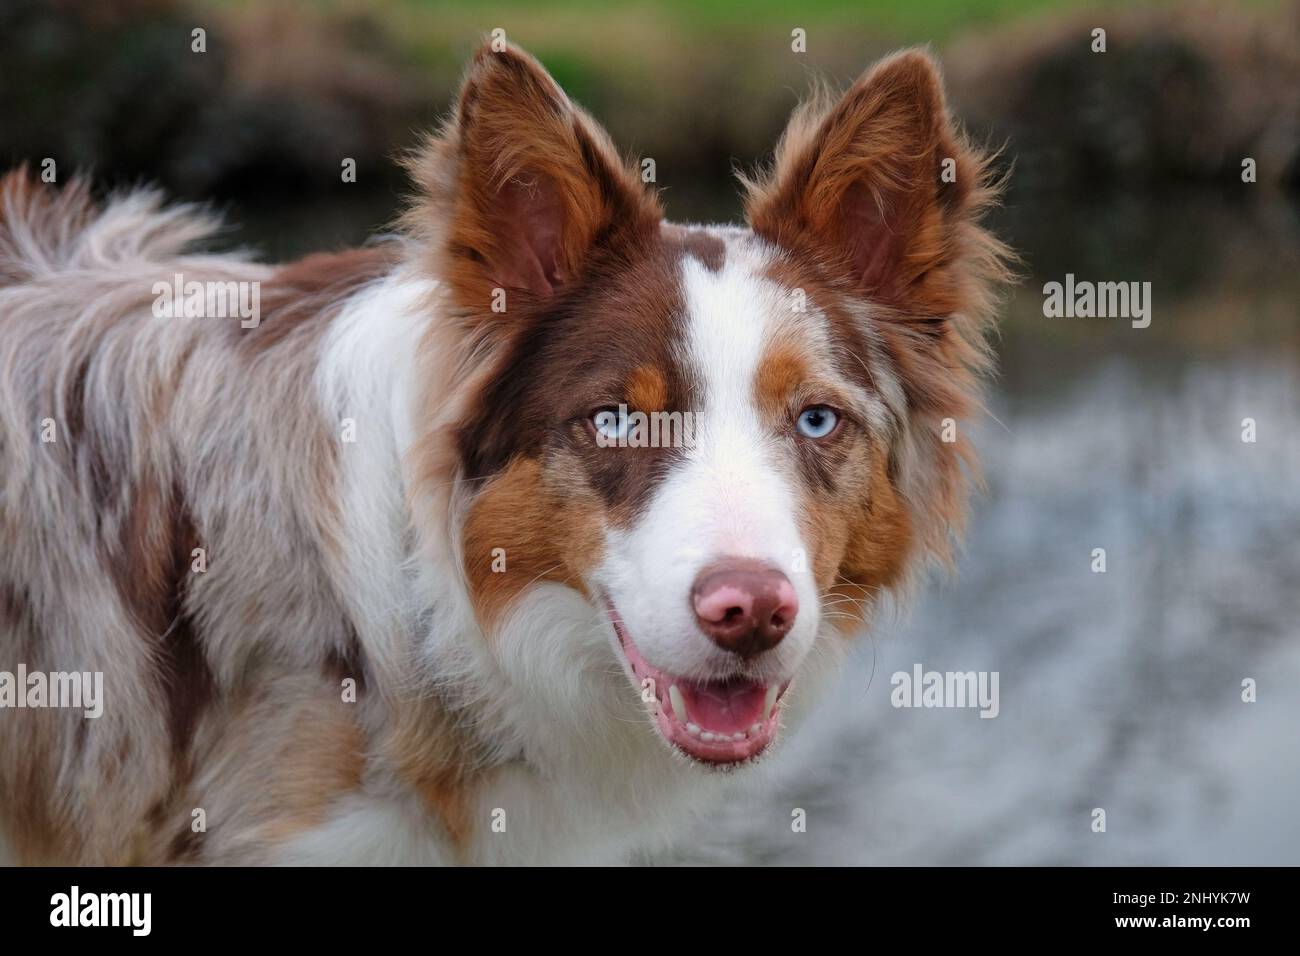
[0,171,398,863]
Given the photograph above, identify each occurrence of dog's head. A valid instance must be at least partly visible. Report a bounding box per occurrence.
[408,43,1010,766]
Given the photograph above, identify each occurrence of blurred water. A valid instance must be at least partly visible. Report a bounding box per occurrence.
[648,191,1300,865]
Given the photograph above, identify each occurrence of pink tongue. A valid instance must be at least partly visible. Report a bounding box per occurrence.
[679,680,768,735]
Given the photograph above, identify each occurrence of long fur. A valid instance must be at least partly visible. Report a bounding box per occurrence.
[0,44,1011,865]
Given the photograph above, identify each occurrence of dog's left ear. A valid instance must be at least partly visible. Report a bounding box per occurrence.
[411,41,661,321]
[743,50,995,317]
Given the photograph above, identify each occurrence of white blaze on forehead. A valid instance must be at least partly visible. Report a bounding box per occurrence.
[681,239,894,440]
[682,250,781,441]
[676,240,836,510]
[595,240,822,681]
[678,246,808,554]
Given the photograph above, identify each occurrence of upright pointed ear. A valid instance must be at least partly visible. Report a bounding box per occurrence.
[743,49,1001,317]
[410,42,661,317]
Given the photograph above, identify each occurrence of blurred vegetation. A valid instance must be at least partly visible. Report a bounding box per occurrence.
[1,0,1296,238]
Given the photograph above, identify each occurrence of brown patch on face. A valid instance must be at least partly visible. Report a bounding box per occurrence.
[754,342,808,423]
[752,270,879,487]
[450,219,715,527]
[661,223,725,272]
[447,222,751,632]
[754,262,915,627]
[625,364,669,414]
[462,456,605,631]
[452,245,687,486]
[803,452,912,633]
[760,253,881,394]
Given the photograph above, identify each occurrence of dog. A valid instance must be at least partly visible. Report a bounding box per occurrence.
[0,41,1010,865]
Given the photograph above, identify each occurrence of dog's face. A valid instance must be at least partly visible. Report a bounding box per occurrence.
[417,44,1007,766]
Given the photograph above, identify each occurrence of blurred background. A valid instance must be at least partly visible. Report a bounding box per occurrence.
[4,0,1296,864]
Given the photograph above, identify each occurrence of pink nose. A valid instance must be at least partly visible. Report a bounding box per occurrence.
[691,560,799,658]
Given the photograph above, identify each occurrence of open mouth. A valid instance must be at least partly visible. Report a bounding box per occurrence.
[607,603,787,765]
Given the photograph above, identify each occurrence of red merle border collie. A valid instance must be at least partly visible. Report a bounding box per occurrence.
[0,42,1010,864]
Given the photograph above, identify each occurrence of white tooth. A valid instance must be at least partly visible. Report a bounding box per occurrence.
[749,723,763,735]
[762,685,779,721]
[669,685,687,722]
[700,732,716,742]
[686,723,702,736]
[732,732,745,741]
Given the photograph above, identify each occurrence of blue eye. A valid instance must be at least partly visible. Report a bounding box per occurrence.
[592,407,631,443]
[796,406,838,439]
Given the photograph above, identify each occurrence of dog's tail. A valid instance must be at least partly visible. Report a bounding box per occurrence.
[0,167,224,286]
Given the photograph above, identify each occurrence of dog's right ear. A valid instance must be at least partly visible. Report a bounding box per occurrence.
[408,42,661,320]
[741,50,1006,320]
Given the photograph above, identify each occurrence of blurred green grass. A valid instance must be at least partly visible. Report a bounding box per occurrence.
[205,0,1226,44]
